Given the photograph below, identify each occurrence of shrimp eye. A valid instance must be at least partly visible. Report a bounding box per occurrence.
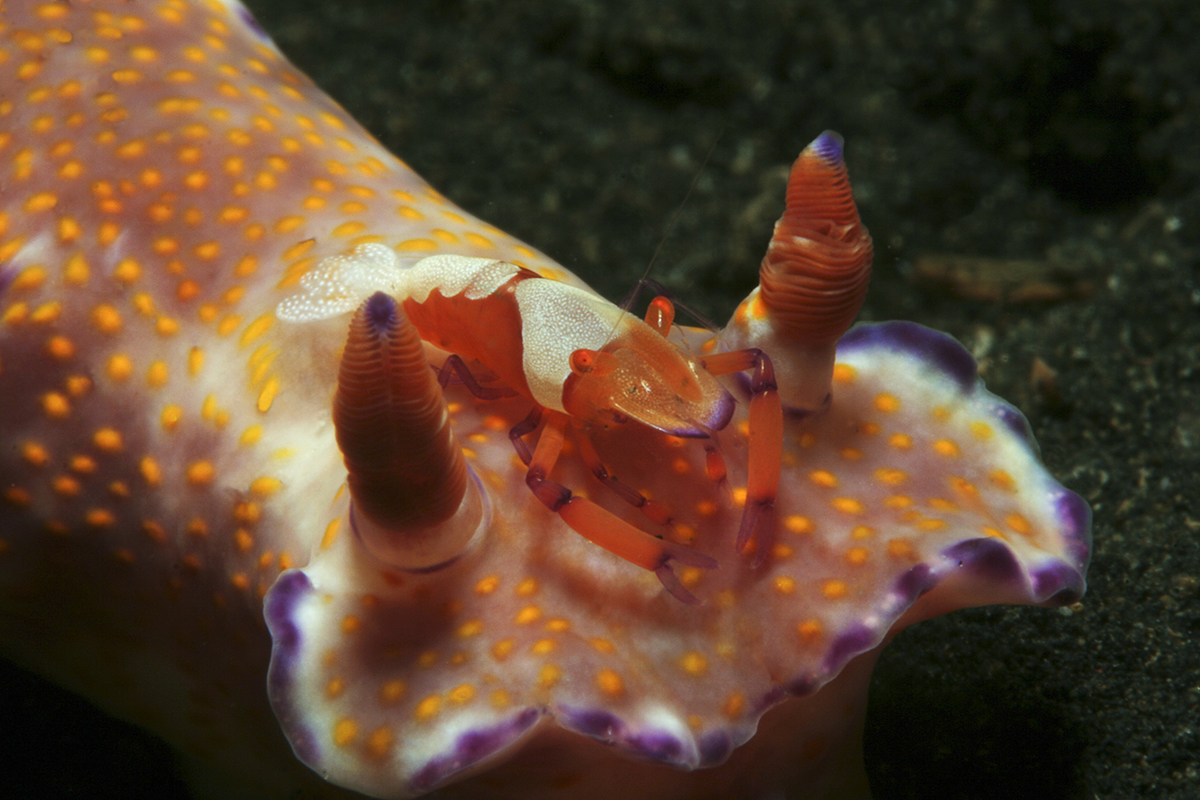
[570,348,618,377]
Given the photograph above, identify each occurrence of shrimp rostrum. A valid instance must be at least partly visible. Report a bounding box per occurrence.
[277,131,872,604]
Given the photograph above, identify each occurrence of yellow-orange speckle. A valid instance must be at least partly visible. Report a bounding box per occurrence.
[257,377,280,412]
[250,476,282,496]
[821,580,849,599]
[589,637,616,654]
[45,335,74,360]
[474,575,500,595]
[93,428,122,452]
[845,547,869,566]
[515,577,539,597]
[380,680,405,703]
[888,433,913,450]
[874,393,899,412]
[832,362,857,383]
[832,497,865,515]
[530,638,556,656]
[91,304,122,334]
[52,476,81,497]
[146,361,168,387]
[722,691,746,719]
[86,508,116,528]
[333,718,358,747]
[41,392,71,418]
[538,664,562,690]
[784,515,815,535]
[491,639,514,661]
[21,442,50,468]
[1006,513,1033,536]
[988,470,1017,492]
[809,470,838,488]
[514,605,541,625]
[456,620,483,638]
[160,404,183,431]
[186,460,215,486]
[773,575,797,595]
[326,677,345,698]
[449,684,475,704]
[595,669,623,697]
[933,439,960,458]
[365,727,393,760]
[796,619,823,644]
[678,651,708,676]
[875,467,908,486]
[341,614,361,634]
[139,457,161,486]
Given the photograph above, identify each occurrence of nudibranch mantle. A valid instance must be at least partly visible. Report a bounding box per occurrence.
[0,1,1089,799]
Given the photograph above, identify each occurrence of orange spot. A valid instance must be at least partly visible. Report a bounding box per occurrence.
[722,691,746,719]
[91,304,122,334]
[832,497,865,515]
[845,547,869,566]
[45,335,74,360]
[160,405,183,431]
[332,719,358,747]
[514,605,541,625]
[933,439,960,458]
[365,727,393,760]
[807,470,837,488]
[1006,513,1033,536]
[773,576,797,595]
[821,580,848,599]
[595,669,623,697]
[187,461,215,486]
[41,392,71,418]
[874,393,899,412]
[93,428,122,452]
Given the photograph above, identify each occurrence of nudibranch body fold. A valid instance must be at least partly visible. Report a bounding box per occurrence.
[0,2,1090,800]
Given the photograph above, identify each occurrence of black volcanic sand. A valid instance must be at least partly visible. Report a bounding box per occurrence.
[4,1,1198,798]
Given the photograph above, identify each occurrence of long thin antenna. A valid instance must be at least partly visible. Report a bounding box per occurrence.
[608,128,725,341]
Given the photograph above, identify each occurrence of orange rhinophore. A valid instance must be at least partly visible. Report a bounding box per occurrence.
[725,131,874,412]
[334,292,482,570]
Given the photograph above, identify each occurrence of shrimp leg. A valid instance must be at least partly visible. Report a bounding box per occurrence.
[518,408,716,604]
[701,348,783,566]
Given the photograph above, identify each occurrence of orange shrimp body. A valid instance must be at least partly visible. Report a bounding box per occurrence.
[401,254,734,435]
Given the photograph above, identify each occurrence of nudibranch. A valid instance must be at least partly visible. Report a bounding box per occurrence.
[0,2,1090,799]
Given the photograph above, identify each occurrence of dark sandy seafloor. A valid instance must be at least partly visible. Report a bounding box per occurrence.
[3,0,1198,798]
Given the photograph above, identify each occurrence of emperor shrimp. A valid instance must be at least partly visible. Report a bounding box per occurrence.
[278,243,785,604]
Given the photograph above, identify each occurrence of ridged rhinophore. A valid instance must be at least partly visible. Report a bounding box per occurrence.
[759,131,873,346]
[334,292,476,568]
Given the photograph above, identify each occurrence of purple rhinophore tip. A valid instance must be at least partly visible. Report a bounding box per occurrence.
[365,291,398,329]
[810,130,845,165]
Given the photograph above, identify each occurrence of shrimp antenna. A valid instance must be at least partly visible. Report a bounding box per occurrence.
[605,128,724,345]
